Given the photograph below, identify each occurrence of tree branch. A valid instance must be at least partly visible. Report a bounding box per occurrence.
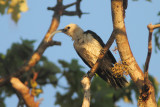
[140,23,160,107]
[0,2,62,87]
[64,2,77,9]
[110,0,157,107]
[10,77,39,107]
[111,0,144,89]
[81,76,91,107]
[0,0,84,87]
[62,11,89,16]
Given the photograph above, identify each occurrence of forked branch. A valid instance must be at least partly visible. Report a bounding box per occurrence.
[139,24,160,107]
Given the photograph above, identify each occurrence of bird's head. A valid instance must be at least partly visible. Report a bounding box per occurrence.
[47,24,84,42]
[61,23,83,39]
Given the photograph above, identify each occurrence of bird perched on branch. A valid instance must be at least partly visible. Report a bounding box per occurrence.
[48,24,127,88]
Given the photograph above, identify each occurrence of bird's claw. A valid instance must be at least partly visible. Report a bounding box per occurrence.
[87,70,95,78]
[82,71,95,79]
[100,49,105,55]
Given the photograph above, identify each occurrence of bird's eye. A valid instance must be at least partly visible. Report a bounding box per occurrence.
[67,26,70,29]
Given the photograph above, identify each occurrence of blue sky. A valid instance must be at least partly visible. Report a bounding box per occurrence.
[0,0,160,107]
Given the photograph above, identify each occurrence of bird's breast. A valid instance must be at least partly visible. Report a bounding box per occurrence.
[74,36,102,66]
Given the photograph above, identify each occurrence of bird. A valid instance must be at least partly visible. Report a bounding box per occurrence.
[49,23,127,88]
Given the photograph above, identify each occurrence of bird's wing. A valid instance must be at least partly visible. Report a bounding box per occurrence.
[84,30,116,64]
[84,30,105,47]
[107,50,116,64]
[75,49,92,68]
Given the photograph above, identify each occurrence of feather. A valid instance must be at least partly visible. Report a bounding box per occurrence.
[74,30,127,88]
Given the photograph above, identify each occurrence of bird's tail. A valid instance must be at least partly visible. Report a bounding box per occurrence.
[96,68,127,88]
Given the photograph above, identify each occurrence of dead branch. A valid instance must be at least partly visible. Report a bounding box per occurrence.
[10,77,39,107]
[139,23,160,107]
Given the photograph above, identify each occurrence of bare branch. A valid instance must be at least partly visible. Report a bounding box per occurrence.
[110,0,157,106]
[62,11,89,16]
[64,2,77,9]
[139,24,160,107]
[81,76,91,107]
[111,0,144,88]
[144,24,155,82]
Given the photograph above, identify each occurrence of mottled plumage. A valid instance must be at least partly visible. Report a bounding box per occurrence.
[61,24,127,88]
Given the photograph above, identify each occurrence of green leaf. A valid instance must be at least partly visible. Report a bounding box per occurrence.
[0,0,9,15]
[0,97,5,107]
[158,11,160,16]
[158,97,160,106]
[7,0,28,23]
[58,60,69,68]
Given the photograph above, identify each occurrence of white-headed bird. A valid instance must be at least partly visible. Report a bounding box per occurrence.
[49,24,127,88]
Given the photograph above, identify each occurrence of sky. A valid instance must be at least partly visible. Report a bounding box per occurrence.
[0,0,160,107]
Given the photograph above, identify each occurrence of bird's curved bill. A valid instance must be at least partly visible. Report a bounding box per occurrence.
[47,29,63,42]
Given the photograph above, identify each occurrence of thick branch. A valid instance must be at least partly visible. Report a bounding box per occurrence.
[10,77,39,107]
[111,0,157,107]
[111,0,144,89]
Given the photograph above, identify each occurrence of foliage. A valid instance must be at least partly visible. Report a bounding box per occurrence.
[55,60,159,107]
[0,39,159,106]
[0,0,28,22]
[55,59,84,107]
[0,39,60,106]
[158,97,160,107]
[0,0,160,106]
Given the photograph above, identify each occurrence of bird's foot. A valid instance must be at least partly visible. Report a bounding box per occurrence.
[87,70,95,78]
[100,48,105,55]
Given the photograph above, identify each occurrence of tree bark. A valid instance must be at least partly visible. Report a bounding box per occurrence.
[10,77,39,107]
[111,0,157,106]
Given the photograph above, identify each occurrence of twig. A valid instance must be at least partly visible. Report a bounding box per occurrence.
[144,24,160,83]
[47,0,87,18]
[64,2,77,9]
